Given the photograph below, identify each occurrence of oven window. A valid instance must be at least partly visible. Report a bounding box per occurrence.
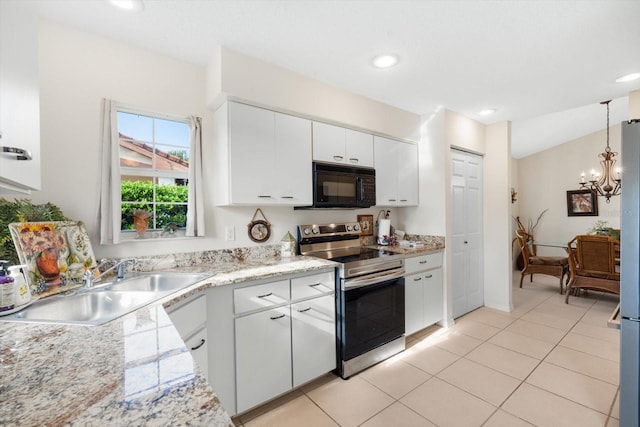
[340,278,405,361]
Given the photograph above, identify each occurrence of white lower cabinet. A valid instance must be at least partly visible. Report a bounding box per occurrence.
[404,252,444,335]
[184,327,209,380]
[167,295,209,380]
[235,307,292,412]
[207,269,336,416]
[291,294,336,387]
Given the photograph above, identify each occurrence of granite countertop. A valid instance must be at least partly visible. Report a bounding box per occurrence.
[0,255,336,427]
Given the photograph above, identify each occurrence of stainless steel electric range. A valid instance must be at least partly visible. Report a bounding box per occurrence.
[298,222,406,379]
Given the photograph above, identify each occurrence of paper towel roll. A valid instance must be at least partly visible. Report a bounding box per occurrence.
[378,219,391,240]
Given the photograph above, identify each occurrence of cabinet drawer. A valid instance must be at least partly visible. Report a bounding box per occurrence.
[291,272,335,300]
[169,295,206,339]
[234,280,290,314]
[405,252,443,274]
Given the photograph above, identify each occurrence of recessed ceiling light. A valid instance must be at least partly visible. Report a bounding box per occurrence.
[616,72,640,83]
[478,109,496,116]
[372,54,399,69]
[109,0,144,12]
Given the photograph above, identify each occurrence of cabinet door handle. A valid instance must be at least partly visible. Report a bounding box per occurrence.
[333,155,344,161]
[257,292,273,298]
[281,196,294,199]
[297,307,312,313]
[309,283,322,287]
[400,199,408,202]
[191,339,206,351]
[349,157,359,163]
[419,260,428,264]
[258,195,272,198]
[425,274,433,279]
[413,277,422,282]
[270,314,286,320]
[1,146,33,161]
[389,199,396,202]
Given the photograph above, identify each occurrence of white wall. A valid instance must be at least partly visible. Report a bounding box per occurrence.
[517,125,621,256]
[26,22,414,260]
[484,121,512,311]
[208,48,421,142]
[443,110,513,318]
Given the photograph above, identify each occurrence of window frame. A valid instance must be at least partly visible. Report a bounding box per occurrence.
[115,104,192,241]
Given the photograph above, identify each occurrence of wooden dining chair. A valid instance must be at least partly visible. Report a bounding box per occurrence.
[565,234,620,304]
[515,229,569,294]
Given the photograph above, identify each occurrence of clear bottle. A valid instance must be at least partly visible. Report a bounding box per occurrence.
[9,265,30,306]
[0,261,15,312]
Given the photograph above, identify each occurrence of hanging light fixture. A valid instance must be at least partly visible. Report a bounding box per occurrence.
[579,100,621,203]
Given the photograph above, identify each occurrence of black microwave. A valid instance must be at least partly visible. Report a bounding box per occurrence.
[310,162,376,208]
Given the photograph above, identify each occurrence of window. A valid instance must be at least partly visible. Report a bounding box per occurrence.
[117,110,191,236]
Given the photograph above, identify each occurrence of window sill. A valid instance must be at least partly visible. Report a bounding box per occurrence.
[119,231,198,243]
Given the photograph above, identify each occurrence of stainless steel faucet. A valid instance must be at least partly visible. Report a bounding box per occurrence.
[83,258,135,288]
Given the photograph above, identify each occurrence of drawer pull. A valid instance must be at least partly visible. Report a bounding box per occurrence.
[191,339,206,351]
[298,307,312,313]
[281,196,294,199]
[413,277,422,282]
[270,314,286,320]
[257,292,273,298]
[333,155,344,161]
[349,157,359,163]
[258,195,272,198]
[419,260,428,264]
[309,283,322,287]
[425,274,433,279]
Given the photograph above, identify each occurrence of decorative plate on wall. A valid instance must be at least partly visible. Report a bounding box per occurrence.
[9,221,97,298]
[247,208,271,243]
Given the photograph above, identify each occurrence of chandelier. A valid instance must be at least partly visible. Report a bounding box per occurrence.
[579,100,621,203]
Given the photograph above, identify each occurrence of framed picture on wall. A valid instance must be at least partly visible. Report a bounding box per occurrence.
[357,214,374,236]
[566,189,598,216]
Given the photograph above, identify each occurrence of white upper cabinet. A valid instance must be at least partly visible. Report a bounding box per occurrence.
[0,3,41,193]
[312,122,374,167]
[374,136,418,206]
[214,101,312,206]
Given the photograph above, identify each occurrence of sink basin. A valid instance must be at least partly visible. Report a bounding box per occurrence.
[8,291,157,326]
[104,272,210,293]
[1,272,212,326]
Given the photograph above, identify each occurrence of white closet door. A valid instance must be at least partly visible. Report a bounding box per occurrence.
[451,149,484,318]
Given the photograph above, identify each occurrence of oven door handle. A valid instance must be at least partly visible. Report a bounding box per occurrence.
[343,269,405,291]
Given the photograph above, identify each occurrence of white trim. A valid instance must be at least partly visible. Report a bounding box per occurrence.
[116,103,190,124]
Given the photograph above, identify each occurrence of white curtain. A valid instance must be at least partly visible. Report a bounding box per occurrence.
[97,98,121,245]
[186,116,205,237]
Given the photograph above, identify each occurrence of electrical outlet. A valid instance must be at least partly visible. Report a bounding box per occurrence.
[225,226,235,241]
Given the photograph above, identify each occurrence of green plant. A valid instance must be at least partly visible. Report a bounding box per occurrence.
[120,180,188,230]
[588,220,620,240]
[0,198,68,265]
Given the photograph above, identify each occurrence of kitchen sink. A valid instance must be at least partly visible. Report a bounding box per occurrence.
[8,291,157,326]
[102,272,210,293]
[0,272,211,326]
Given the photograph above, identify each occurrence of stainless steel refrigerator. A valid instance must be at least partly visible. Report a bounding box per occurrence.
[620,119,640,427]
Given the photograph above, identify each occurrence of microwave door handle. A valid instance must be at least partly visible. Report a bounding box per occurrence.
[357,177,364,203]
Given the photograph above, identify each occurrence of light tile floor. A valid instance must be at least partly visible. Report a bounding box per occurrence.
[232,273,620,427]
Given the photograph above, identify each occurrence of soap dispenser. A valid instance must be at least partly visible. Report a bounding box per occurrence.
[0,260,15,312]
[8,265,30,306]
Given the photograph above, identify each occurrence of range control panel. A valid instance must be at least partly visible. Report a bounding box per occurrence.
[297,222,361,239]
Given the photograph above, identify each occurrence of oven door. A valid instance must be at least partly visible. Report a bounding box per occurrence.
[338,270,405,362]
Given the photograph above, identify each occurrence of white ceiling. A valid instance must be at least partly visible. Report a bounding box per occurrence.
[19,0,640,158]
